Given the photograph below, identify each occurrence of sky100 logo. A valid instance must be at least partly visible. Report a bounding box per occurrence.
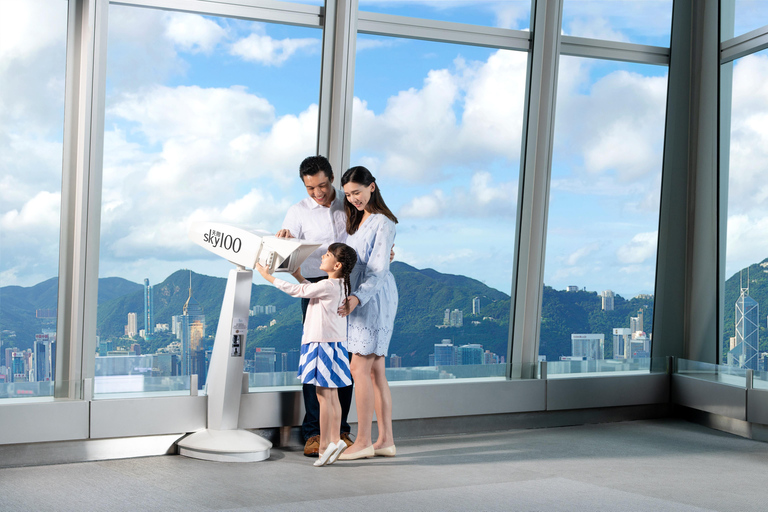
[203,229,242,253]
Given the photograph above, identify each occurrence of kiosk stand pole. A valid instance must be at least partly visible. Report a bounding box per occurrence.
[177,267,272,462]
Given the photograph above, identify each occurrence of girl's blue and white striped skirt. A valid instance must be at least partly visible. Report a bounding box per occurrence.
[297,342,352,388]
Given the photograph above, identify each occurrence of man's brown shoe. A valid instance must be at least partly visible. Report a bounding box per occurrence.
[304,435,320,457]
[340,432,354,448]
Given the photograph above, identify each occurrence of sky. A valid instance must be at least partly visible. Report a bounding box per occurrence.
[2,0,768,304]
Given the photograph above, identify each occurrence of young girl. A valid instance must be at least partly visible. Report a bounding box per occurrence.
[256,242,357,467]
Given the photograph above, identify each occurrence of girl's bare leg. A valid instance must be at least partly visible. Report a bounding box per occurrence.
[371,355,394,449]
[345,353,376,454]
[316,387,332,454]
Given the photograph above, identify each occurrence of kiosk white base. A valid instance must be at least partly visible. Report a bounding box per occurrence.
[177,429,271,462]
[177,267,272,463]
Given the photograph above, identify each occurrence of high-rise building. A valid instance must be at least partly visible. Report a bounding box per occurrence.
[34,333,55,382]
[181,272,206,386]
[253,348,276,373]
[613,328,632,359]
[172,315,182,339]
[602,290,615,311]
[472,297,481,315]
[127,312,137,338]
[11,351,27,382]
[390,353,402,368]
[265,305,276,314]
[734,282,759,370]
[143,279,154,340]
[434,339,456,366]
[450,309,463,327]
[444,309,450,326]
[457,344,483,365]
[630,309,644,335]
[571,334,605,360]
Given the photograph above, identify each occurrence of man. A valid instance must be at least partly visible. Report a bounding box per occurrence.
[277,155,354,456]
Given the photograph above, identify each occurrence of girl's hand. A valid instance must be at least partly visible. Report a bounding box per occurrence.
[255,263,274,282]
[338,295,360,317]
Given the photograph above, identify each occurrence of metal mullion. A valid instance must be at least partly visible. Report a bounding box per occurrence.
[317,0,357,176]
[509,0,563,379]
[358,11,530,51]
[57,0,101,400]
[561,35,670,66]
[110,0,322,27]
[721,24,768,63]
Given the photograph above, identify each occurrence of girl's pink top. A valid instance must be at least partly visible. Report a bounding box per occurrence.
[272,277,346,344]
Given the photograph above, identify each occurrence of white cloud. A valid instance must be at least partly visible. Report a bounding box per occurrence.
[230,33,319,66]
[726,53,768,218]
[562,0,672,43]
[399,171,517,218]
[616,231,658,264]
[0,191,61,231]
[565,17,628,42]
[725,214,768,278]
[556,66,668,183]
[565,242,601,266]
[109,85,275,144]
[493,2,531,30]
[97,84,318,270]
[0,0,66,63]
[352,49,528,184]
[356,38,398,52]
[399,190,446,218]
[164,12,227,54]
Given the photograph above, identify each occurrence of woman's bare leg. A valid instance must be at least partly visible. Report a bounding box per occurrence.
[345,353,376,454]
[371,356,394,449]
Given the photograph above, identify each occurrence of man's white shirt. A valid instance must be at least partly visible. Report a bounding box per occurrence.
[281,188,347,278]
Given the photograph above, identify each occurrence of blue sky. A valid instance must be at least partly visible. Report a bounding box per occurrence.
[3,0,768,304]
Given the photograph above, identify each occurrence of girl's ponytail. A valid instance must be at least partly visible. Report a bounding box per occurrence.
[328,242,357,300]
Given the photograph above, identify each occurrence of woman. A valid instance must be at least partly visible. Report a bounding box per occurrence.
[337,166,398,460]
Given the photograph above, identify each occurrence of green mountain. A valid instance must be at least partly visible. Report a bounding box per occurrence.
[3,262,660,365]
[539,287,653,361]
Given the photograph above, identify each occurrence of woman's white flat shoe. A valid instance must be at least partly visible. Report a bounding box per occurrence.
[338,445,375,460]
[374,445,396,457]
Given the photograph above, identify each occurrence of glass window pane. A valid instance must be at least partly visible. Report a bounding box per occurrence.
[0,0,68,398]
[721,49,768,371]
[97,4,320,396]
[723,0,768,41]
[359,0,531,30]
[562,0,673,47]
[351,35,528,378]
[539,57,667,369]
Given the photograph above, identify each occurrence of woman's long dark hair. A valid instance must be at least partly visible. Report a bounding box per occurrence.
[328,243,357,299]
[340,166,398,234]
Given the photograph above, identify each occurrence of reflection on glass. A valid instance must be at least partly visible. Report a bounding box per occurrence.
[562,0,672,47]
[359,0,531,30]
[721,49,768,371]
[539,57,667,369]
[545,357,666,378]
[351,35,526,375]
[676,359,749,388]
[95,4,320,395]
[0,0,68,398]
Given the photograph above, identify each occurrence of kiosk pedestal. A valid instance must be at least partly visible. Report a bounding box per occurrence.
[177,268,272,462]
